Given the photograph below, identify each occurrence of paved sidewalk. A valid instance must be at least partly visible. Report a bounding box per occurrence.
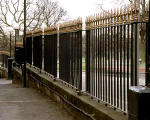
[0,79,75,120]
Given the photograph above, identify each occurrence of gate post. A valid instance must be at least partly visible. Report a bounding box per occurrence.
[128,86,150,120]
[128,1,150,120]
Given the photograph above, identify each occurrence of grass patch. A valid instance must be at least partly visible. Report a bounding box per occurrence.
[57,58,86,71]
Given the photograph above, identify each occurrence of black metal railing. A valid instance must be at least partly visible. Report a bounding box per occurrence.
[23,6,149,113]
[26,37,32,65]
[85,22,147,112]
[33,36,42,69]
[59,31,82,90]
[44,34,57,77]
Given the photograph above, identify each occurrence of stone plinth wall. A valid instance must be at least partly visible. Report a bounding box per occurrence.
[12,66,127,120]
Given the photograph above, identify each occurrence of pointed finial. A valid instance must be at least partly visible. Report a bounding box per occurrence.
[130,4,134,21]
[134,2,139,21]
[116,8,120,24]
[120,7,123,23]
[145,3,149,22]
[111,9,113,17]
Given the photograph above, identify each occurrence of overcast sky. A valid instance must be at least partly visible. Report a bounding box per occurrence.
[57,0,130,19]
[58,0,100,19]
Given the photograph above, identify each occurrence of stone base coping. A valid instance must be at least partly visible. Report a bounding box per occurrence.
[13,66,128,120]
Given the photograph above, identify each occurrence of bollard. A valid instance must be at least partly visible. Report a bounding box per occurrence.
[8,58,13,79]
[128,86,150,120]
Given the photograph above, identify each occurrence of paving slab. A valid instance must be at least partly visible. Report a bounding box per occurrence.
[0,79,75,120]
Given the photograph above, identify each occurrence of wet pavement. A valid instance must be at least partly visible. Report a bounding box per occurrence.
[0,79,75,120]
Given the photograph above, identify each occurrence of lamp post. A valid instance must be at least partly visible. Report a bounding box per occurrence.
[10,32,11,58]
[23,0,27,87]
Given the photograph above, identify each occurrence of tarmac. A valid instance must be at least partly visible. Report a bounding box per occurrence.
[0,79,75,120]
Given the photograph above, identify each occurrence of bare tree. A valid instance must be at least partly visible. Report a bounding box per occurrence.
[37,0,67,27]
[0,0,67,35]
[0,0,67,51]
[97,0,131,12]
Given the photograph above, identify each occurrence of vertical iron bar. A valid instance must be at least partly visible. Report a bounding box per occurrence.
[131,23,134,86]
[68,33,70,84]
[134,23,138,86]
[108,26,110,104]
[80,30,82,91]
[74,32,76,87]
[100,28,102,100]
[92,29,94,96]
[117,24,119,108]
[42,31,44,71]
[90,30,93,96]
[93,28,95,97]
[75,32,77,88]
[103,25,105,101]
[77,31,80,89]
[77,31,80,90]
[123,24,126,112]
[59,34,61,80]
[120,25,123,110]
[77,33,79,87]
[105,26,108,104]
[98,27,100,101]
[114,25,116,108]
[96,25,98,98]
[72,32,74,86]
[73,32,75,86]
[126,24,130,112]
[70,32,72,85]
[54,34,57,77]
[74,32,76,88]
[111,26,113,105]
[96,24,98,98]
